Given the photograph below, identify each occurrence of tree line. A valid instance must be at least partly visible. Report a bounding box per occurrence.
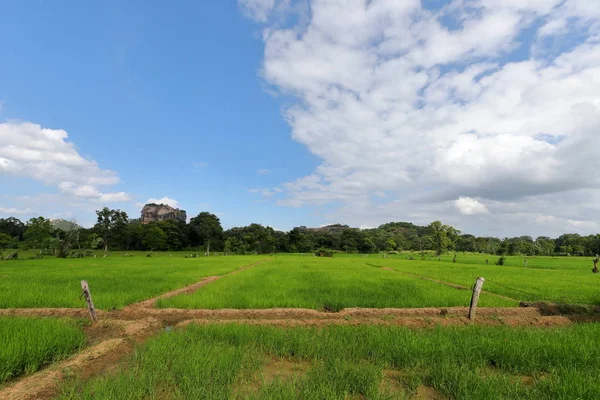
[0,208,599,257]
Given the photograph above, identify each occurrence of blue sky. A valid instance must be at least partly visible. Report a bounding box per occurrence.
[0,1,321,229]
[1,0,600,236]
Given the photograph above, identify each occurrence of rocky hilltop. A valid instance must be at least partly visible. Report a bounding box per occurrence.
[140,203,187,224]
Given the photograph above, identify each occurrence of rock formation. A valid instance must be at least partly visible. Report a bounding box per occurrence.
[140,203,187,224]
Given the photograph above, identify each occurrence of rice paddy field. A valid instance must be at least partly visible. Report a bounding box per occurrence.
[1,252,600,399]
[0,255,268,310]
[0,317,85,384]
[58,324,600,400]
[157,257,516,310]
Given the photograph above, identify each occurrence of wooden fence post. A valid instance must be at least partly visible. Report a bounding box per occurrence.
[468,277,485,321]
[81,280,97,323]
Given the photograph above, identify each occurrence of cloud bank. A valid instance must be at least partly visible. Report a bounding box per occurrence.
[0,121,130,206]
[241,0,600,236]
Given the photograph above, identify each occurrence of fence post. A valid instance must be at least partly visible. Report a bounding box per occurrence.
[81,280,98,323]
[468,277,485,321]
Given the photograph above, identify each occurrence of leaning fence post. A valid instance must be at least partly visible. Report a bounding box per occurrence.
[81,280,97,323]
[468,277,485,321]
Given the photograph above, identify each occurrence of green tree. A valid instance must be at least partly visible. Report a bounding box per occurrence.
[0,232,15,249]
[23,217,54,250]
[94,207,128,252]
[142,225,168,251]
[427,221,459,256]
[189,212,223,255]
[0,217,26,240]
[385,238,397,251]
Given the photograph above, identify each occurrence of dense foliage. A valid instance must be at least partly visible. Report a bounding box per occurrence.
[1,210,599,257]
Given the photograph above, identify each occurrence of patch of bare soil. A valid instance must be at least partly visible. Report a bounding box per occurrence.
[262,358,311,385]
[412,385,446,400]
[380,369,405,393]
[233,357,310,398]
[175,312,597,328]
[0,308,103,318]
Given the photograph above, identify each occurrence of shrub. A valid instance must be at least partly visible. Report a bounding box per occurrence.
[314,248,335,257]
[1,250,18,261]
[68,250,85,258]
[496,256,506,266]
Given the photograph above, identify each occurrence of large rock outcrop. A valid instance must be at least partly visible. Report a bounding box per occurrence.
[140,204,187,224]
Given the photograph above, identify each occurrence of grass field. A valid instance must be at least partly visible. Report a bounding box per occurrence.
[366,256,600,305]
[157,257,517,310]
[0,317,86,384]
[58,323,600,399]
[0,255,267,310]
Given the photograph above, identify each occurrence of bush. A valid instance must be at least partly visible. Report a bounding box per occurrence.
[314,248,335,257]
[68,250,86,258]
[496,256,506,266]
[1,250,18,261]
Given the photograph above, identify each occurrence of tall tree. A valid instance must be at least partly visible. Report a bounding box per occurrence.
[23,217,54,250]
[427,221,459,255]
[94,207,128,252]
[142,224,168,251]
[0,217,26,240]
[189,212,223,255]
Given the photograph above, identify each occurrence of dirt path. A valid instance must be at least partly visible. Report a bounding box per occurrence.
[378,266,520,302]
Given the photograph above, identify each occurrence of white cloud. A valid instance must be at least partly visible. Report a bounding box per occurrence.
[243,0,600,236]
[454,197,490,215]
[146,196,180,208]
[1,121,130,203]
[257,168,272,175]
[249,188,276,197]
[238,0,276,22]
[0,207,33,215]
[193,161,207,168]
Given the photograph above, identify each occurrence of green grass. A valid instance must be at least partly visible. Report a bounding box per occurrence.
[367,257,600,305]
[158,257,516,310]
[59,323,600,399]
[2,253,597,310]
[0,317,86,384]
[0,255,268,310]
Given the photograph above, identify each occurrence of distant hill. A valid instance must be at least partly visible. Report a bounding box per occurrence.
[51,219,80,231]
[300,224,349,235]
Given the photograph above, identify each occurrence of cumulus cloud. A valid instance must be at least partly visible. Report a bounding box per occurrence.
[257,168,272,175]
[455,197,489,215]
[1,121,130,203]
[0,207,33,215]
[238,0,276,22]
[243,0,600,236]
[146,197,180,208]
